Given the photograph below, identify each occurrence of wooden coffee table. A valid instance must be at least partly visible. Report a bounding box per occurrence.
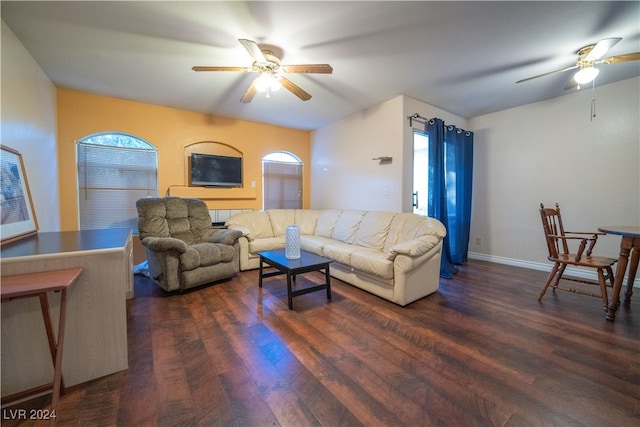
[258,249,332,310]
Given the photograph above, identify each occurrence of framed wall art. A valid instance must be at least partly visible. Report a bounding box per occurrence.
[1,145,38,246]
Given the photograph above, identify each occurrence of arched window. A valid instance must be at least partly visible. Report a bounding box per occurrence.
[262,152,302,210]
[77,132,157,233]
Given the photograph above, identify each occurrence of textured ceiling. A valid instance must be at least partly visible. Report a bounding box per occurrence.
[2,1,639,130]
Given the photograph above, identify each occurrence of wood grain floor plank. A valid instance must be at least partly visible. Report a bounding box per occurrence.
[149,294,197,426]
[313,288,518,426]
[252,284,407,426]
[116,293,158,426]
[3,260,638,426]
[209,290,323,426]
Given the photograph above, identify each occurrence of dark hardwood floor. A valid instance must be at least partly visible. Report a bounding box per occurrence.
[3,259,639,426]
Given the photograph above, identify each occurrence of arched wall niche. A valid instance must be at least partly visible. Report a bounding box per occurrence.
[184,141,243,186]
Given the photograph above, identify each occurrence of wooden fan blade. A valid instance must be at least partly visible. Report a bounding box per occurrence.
[238,38,267,63]
[584,37,621,60]
[598,52,640,64]
[282,64,333,74]
[564,77,578,91]
[516,65,578,84]
[192,66,250,72]
[280,77,311,101]
[240,79,257,103]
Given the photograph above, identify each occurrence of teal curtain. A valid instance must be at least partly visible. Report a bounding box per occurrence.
[426,118,474,278]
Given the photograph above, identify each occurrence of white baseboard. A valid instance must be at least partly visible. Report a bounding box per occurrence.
[467,252,640,288]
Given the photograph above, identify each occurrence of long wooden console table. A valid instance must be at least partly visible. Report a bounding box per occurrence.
[1,229,132,400]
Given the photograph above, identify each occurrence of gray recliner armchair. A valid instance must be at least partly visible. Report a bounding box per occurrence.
[136,197,243,292]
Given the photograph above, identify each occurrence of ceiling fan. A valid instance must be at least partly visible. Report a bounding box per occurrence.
[193,38,333,103]
[516,37,640,90]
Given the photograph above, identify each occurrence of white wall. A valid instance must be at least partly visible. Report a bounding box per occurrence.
[468,77,640,271]
[1,21,60,231]
[310,95,405,211]
[310,94,467,212]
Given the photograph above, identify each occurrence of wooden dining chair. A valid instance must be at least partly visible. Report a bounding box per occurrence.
[538,203,617,311]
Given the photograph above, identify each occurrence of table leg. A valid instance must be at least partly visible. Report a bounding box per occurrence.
[39,293,65,394]
[258,256,264,288]
[606,236,632,321]
[286,273,294,310]
[39,291,68,423]
[51,289,68,420]
[325,266,332,300]
[623,240,640,305]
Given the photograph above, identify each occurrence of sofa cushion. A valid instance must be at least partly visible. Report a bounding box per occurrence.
[206,228,243,245]
[226,211,274,240]
[248,237,286,253]
[386,235,442,259]
[295,209,320,235]
[267,209,296,236]
[161,197,194,243]
[323,241,358,265]
[216,243,236,263]
[315,209,341,238]
[383,213,447,253]
[141,236,187,253]
[354,211,397,250]
[332,210,366,243]
[300,235,334,256]
[186,198,218,241]
[180,242,221,271]
[351,248,394,279]
[137,198,170,238]
[170,225,196,245]
[164,196,189,219]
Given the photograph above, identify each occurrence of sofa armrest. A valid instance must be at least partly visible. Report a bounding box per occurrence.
[226,225,252,240]
[386,235,441,259]
[141,236,188,253]
[210,228,244,245]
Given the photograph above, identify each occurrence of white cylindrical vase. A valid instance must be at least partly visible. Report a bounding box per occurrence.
[285,225,301,259]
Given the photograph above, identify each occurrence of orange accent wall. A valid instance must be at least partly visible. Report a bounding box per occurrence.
[56,88,310,231]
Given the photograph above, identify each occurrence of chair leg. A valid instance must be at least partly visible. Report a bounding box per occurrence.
[605,266,615,286]
[605,266,618,309]
[552,264,567,290]
[597,268,609,312]
[539,263,560,301]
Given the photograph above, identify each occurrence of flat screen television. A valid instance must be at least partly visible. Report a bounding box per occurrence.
[191,153,242,187]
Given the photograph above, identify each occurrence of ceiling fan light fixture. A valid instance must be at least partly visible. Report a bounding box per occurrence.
[574,66,599,84]
[194,39,331,102]
[255,73,282,93]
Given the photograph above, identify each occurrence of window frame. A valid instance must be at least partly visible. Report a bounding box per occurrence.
[262,151,303,210]
[76,132,158,233]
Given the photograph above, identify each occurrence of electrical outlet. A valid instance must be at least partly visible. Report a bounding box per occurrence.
[475,237,482,245]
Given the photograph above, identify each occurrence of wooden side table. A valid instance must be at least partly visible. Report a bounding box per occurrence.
[1,268,82,420]
[598,226,640,321]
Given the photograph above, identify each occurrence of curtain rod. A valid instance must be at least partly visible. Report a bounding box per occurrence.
[407,113,471,135]
[407,113,429,127]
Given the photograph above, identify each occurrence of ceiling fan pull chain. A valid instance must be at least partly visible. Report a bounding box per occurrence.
[590,80,596,121]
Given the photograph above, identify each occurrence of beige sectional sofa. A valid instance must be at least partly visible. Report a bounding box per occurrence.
[225,209,446,306]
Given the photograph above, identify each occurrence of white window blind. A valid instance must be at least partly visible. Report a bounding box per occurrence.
[77,142,157,233]
[263,160,302,209]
